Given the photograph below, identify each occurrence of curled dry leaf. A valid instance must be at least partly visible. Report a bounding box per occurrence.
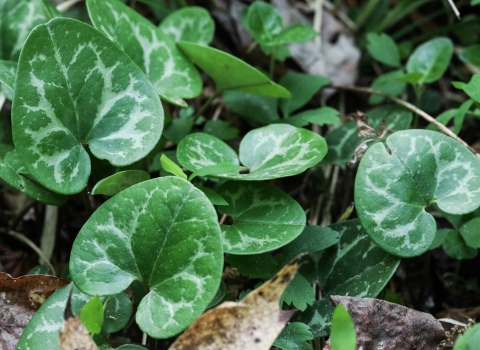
[0,272,69,350]
[326,296,446,350]
[60,317,99,350]
[169,260,300,350]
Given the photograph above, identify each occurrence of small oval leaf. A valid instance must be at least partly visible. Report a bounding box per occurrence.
[355,130,480,257]
[91,170,151,196]
[159,7,214,45]
[217,181,306,254]
[70,177,224,338]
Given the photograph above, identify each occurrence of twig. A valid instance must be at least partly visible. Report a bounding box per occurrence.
[56,0,83,13]
[0,92,5,111]
[321,165,339,227]
[333,85,480,159]
[81,187,93,216]
[40,205,58,264]
[313,0,323,52]
[446,0,461,19]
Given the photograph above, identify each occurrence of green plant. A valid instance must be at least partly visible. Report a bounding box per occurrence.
[2,0,480,349]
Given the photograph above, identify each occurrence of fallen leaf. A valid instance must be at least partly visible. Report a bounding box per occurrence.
[325,296,446,350]
[60,317,99,350]
[169,260,301,350]
[0,272,69,350]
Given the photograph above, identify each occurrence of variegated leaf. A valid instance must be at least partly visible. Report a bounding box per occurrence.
[0,150,67,205]
[87,0,202,106]
[70,177,223,338]
[0,60,16,100]
[177,124,326,180]
[0,0,49,61]
[217,181,306,254]
[12,18,163,195]
[159,6,214,45]
[355,130,480,257]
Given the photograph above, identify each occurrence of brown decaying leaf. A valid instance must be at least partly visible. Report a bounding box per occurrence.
[60,317,99,350]
[0,272,69,350]
[169,260,301,350]
[327,296,447,350]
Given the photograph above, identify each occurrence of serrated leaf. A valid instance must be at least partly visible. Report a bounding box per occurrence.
[91,170,151,196]
[80,296,104,335]
[223,91,280,124]
[178,124,327,180]
[406,37,453,84]
[283,107,340,128]
[70,177,223,338]
[330,305,356,350]
[292,299,333,337]
[273,322,313,350]
[161,154,187,180]
[0,60,16,100]
[443,229,478,259]
[355,130,480,257]
[366,32,401,67]
[243,1,283,47]
[12,18,163,195]
[281,274,314,311]
[86,0,202,104]
[0,150,67,205]
[0,0,49,61]
[279,73,331,117]
[177,41,291,98]
[159,6,214,45]
[273,24,317,46]
[16,284,73,350]
[369,70,406,104]
[459,218,480,248]
[217,181,305,254]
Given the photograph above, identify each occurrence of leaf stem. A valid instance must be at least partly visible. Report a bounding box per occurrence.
[333,84,480,159]
[81,187,93,216]
[269,46,278,79]
[193,91,220,121]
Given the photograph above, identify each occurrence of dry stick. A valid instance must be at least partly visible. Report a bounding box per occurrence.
[446,0,461,19]
[333,85,480,160]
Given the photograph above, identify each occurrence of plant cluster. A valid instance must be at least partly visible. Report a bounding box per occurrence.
[1,0,480,349]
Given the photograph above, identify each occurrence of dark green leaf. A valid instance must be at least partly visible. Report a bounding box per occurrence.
[188,162,244,181]
[283,226,340,260]
[369,70,406,104]
[453,323,480,349]
[283,108,340,128]
[279,73,331,117]
[443,229,478,259]
[177,41,291,98]
[355,130,480,257]
[321,121,358,165]
[0,60,16,99]
[223,91,280,124]
[281,273,314,311]
[13,18,163,195]
[406,37,453,84]
[273,322,313,350]
[87,0,202,105]
[429,229,450,249]
[394,72,424,84]
[226,253,278,279]
[459,218,480,248]
[366,32,401,67]
[203,120,239,141]
[292,299,334,337]
[196,186,229,206]
[243,1,283,46]
[163,118,194,145]
[80,295,104,335]
[206,281,227,309]
[459,44,480,68]
[273,24,317,46]
[462,75,480,103]
[91,171,151,196]
[330,305,356,350]
[103,292,132,334]
[159,6,214,45]
[454,99,474,134]
[367,104,413,131]
[70,177,223,338]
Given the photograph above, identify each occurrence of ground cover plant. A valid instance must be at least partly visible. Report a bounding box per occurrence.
[2,0,480,349]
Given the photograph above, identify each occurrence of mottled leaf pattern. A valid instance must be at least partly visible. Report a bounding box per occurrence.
[70,177,223,338]
[159,7,214,45]
[12,18,163,194]
[87,0,202,104]
[355,130,480,257]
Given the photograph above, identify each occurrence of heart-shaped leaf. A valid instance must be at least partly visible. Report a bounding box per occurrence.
[283,107,340,128]
[0,60,16,100]
[177,41,291,98]
[86,0,202,105]
[459,217,480,248]
[70,177,223,338]
[178,124,327,180]
[217,181,306,254]
[273,24,317,46]
[355,130,480,257]
[17,284,73,350]
[0,0,49,61]
[12,18,163,195]
[243,1,283,47]
[159,6,214,46]
[0,150,67,205]
[91,170,151,196]
[406,37,453,84]
[366,32,401,68]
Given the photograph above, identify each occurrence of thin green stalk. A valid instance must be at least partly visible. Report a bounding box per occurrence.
[81,187,93,216]
[193,92,220,121]
[269,46,279,79]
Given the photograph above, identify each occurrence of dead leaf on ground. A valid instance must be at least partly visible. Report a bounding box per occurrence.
[324,295,446,350]
[0,272,69,350]
[60,317,99,350]
[169,259,301,350]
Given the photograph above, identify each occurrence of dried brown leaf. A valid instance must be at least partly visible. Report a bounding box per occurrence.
[0,272,69,350]
[169,260,300,350]
[329,296,446,350]
[59,317,99,350]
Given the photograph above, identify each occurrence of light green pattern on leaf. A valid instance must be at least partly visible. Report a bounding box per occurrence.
[0,60,16,99]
